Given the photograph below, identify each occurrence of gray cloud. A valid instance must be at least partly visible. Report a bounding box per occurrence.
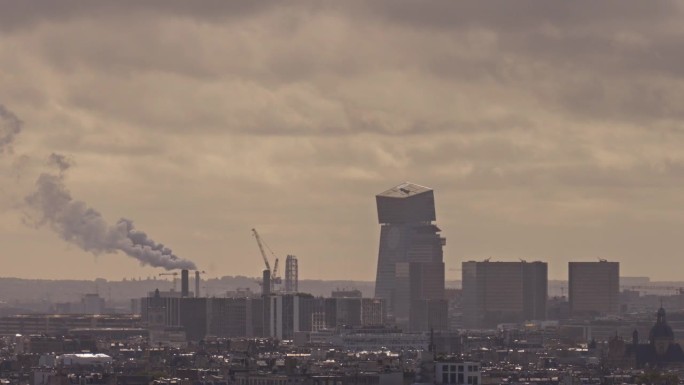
[2,2,684,280]
[0,104,22,154]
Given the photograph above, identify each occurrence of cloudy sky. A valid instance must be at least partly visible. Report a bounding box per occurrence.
[2,1,684,282]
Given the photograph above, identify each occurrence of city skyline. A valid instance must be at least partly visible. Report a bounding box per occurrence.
[3,2,684,281]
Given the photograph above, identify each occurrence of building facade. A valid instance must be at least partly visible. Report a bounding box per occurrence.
[435,361,481,385]
[374,182,446,331]
[462,260,547,329]
[569,261,620,316]
[267,293,315,340]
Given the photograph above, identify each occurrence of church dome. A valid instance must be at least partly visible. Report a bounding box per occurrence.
[649,307,674,343]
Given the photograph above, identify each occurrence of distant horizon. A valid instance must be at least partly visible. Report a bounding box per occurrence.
[0,273,670,283]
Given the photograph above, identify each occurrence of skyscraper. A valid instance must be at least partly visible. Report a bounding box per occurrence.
[374,182,446,330]
[462,260,547,329]
[569,261,619,316]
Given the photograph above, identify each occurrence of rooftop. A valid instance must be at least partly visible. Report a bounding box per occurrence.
[377,182,432,198]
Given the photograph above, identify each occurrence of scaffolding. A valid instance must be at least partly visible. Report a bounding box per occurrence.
[285,255,299,293]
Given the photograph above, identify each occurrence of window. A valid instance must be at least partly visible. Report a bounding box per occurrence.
[467,376,473,384]
[473,365,479,372]
[458,374,464,384]
[450,365,456,372]
[450,373,456,384]
[443,373,449,384]
[458,365,464,372]
[472,377,478,385]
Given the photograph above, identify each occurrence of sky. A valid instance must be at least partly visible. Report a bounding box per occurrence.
[2,1,684,282]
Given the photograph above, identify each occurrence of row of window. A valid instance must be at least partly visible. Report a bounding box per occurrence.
[441,373,479,385]
[442,364,479,372]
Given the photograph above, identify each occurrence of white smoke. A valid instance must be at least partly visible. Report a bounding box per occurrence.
[25,170,196,270]
[0,103,196,270]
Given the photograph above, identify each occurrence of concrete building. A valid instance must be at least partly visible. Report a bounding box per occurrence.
[435,361,481,385]
[361,298,386,326]
[267,293,315,340]
[0,314,142,335]
[81,294,105,314]
[462,260,548,329]
[208,297,265,338]
[374,182,446,331]
[569,261,619,316]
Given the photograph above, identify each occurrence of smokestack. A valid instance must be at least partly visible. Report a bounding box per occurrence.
[195,270,200,298]
[262,269,271,296]
[181,269,189,297]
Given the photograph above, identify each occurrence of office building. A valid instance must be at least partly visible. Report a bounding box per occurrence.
[267,293,315,340]
[569,261,619,316]
[435,361,481,385]
[207,297,264,338]
[81,294,105,314]
[0,314,142,336]
[361,298,386,326]
[374,182,446,330]
[462,260,548,329]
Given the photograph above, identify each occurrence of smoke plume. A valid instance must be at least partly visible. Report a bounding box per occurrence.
[2,103,196,270]
[25,168,197,270]
[0,104,22,154]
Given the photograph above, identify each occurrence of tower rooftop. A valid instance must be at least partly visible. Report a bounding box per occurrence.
[377,182,432,198]
[376,182,436,224]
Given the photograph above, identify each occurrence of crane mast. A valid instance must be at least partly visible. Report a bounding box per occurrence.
[273,258,280,280]
[251,228,282,289]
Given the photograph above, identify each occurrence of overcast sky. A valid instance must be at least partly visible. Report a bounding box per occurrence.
[2,1,684,282]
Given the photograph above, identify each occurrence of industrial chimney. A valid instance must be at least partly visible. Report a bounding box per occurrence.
[262,269,271,296]
[195,270,200,298]
[181,269,189,297]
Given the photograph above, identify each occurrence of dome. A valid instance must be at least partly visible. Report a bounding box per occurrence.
[649,307,675,343]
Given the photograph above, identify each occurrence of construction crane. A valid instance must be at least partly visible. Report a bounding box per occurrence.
[251,228,282,288]
[159,272,179,291]
[272,258,280,284]
[252,228,272,272]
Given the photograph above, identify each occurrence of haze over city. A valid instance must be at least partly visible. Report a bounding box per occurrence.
[3,1,684,283]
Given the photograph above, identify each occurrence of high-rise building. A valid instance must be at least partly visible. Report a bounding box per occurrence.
[207,297,264,338]
[569,261,619,316]
[374,182,446,330]
[462,260,547,329]
[266,293,315,340]
[285,255,299,293]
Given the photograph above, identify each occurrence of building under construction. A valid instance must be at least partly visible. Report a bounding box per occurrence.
[252,228,300,295]
[285,255,298,293]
